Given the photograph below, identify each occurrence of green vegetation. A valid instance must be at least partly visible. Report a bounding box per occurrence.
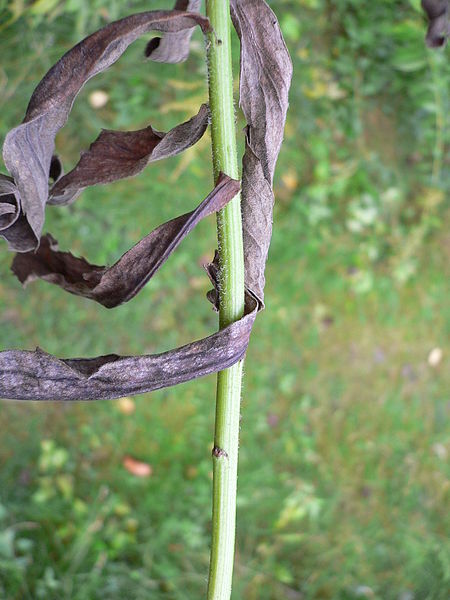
[0,1,449,598]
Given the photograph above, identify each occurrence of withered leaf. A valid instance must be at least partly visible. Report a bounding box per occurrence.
[230,0,292,305]
[122,456,153,477]
[1,157,63,252]
[49,104,209,206]
[0,174,39,252]
[0,3,293,403]
[146,1,201,63]
[422,0,449,47]
[13,174,239,308]
[2,10,210,252]
[0,294,257,401]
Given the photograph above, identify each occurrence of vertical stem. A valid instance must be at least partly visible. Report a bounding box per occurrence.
[205,1,245,599]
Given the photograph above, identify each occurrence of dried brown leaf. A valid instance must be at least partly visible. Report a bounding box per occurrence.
[422,0,449,47]
[2,10,210,251]
[146,1,201,63]
[12,174,239,308]
[49,104,209,206]
[0,174,35,251]
[0,4,293,403]
[0,293,257,401]
[123,456,153,477]
[231,0,292,305]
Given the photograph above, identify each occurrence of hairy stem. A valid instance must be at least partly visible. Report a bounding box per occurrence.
[205,1,245,599]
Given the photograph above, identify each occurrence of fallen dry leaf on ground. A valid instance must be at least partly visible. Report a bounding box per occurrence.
[123,456,153,477]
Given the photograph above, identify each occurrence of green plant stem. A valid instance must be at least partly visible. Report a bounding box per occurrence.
[205,1,245,599]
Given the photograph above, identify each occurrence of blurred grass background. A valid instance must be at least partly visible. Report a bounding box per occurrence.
[0,0,449,598]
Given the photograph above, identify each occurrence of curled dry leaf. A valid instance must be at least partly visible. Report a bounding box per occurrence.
[1,177,258,402]
[1,10,210,252]
[49,104,209,206]
[422,0,449,47]
[13,174,240,308]
[0,3,292,402]
[0,156,62,251]
[0,174,35,252]
[230,0,293,305]
[0,293,257,401]
[146,1,201,63]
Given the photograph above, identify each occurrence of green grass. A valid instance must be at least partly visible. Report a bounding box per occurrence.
[0,1,449,598]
